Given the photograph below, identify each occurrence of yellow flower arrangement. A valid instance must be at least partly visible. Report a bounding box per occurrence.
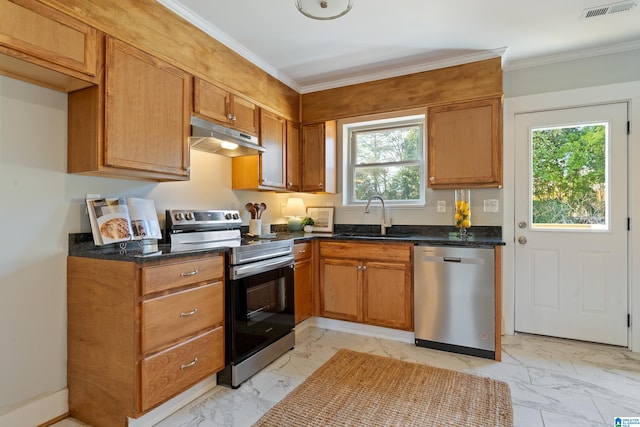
[454,189,471,230]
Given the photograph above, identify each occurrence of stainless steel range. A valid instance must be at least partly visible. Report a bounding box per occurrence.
[165,209,295,388]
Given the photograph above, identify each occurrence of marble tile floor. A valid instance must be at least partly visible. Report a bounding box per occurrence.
[56,326,640,427]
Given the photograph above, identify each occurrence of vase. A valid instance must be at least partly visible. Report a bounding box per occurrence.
[454,189,471,238]
[304,225,313,233]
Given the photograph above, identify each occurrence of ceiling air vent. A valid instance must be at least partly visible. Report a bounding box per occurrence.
[581,1,637,18]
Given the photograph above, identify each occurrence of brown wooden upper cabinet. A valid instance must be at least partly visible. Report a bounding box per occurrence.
[68,36,191,181]
[301,121,337,193]
[193,78,259,136]
[286,121,301,192]
[0,0,99,92]
[232,109,287,190]
[427,97,502,188]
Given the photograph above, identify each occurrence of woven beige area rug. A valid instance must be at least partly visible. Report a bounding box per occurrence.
[254,348,513,427]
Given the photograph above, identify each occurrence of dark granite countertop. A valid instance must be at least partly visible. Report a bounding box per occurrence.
[69,225,503,262]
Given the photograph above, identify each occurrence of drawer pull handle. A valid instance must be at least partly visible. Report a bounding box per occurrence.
[180,358,198,370]
[179,308,199,318]
[180,269,198,277]
[298,249,306,253]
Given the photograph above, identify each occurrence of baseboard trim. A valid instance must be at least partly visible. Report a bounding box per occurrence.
[298,317,415,343]
[0,389,68,427]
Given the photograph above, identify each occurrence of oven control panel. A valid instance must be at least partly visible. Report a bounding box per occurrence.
[166,209,242,232]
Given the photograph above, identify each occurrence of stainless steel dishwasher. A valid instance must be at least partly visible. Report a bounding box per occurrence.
[414,245,495,359]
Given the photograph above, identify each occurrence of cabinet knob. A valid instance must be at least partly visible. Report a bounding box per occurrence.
[226,113,233,120]
[429,176,435,182]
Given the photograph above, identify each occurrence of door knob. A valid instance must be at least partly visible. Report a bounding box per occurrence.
[518,221,527,229]
[518,236,527,244]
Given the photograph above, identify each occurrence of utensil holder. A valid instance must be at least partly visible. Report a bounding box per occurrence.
[249,219,262,236]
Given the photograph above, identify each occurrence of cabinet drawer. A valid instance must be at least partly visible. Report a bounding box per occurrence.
[142,282,223,353]
[294,242,312,261]
[141,326,224,411]
[320,241,411,263]
[142,255,223,295]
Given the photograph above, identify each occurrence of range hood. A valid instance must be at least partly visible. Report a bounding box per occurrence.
[189,116,264,157]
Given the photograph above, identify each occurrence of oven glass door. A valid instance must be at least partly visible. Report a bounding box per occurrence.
[227,263,294,363]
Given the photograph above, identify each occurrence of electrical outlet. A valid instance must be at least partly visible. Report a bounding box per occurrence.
[437,200,446,213]
[483,199,499,213]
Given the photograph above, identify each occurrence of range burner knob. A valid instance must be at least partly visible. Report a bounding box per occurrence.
[174,212,184,221]
[185,212,194,221]
[232,213,240,219]
[225,213,232,220]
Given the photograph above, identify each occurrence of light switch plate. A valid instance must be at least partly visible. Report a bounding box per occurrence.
[437,200,446,213]
[483,199,499,213]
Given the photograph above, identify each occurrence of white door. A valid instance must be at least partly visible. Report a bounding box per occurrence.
[514,103,628,346]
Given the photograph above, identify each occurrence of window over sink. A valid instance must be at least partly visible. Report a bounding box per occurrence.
[343,113,425,206]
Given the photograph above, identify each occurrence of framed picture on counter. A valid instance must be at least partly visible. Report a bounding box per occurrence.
[307,207,335,233]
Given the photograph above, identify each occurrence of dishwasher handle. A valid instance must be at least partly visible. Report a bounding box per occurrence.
[419,254,485,265]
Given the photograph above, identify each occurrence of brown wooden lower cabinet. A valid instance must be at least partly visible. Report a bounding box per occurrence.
[293,241,313,324]
[319,241,413,331]
[67,253,225,427]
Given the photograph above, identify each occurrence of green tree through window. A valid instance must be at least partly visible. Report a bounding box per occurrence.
[347,116,424,204]
[531,124,606,226]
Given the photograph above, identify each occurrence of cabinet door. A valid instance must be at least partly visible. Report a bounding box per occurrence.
[194,78,231,124]
[301,122,325,192]
[259,109,286,188]
[104,37,190,177]
[286,121,301,192]
[302,121,336,193]
[427,97,502,188]
[231,95,259,135]
[0,0,98,78]
[294,258,313,324]
[363,261,412,330]
[320,258,361,322]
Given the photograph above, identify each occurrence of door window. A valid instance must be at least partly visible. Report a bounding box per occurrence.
[530,123,608,231]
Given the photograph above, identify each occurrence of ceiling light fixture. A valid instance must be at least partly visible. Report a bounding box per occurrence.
[296,0,353,20]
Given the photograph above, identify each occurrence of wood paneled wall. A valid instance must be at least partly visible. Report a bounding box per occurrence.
[39,0,502,124]
[301,58,503,123]
[40,0,300,121]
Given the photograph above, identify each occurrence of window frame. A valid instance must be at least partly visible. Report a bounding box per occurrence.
[343,114,426,207]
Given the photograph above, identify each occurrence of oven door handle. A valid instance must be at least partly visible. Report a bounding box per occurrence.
[230,255,294,280]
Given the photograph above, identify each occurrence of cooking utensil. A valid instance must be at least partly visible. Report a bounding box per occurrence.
[245,203,256,219]
[254,203,261,219]
[259,202,267,219]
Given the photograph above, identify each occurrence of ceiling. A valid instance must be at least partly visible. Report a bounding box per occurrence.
[158,0,640,93]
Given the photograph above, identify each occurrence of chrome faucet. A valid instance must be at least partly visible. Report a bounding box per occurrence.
[364,195,391,235]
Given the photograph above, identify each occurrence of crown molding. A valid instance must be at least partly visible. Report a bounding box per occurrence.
[503,39,640,71]
[156,0,302,92]
[299,47,507,93]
